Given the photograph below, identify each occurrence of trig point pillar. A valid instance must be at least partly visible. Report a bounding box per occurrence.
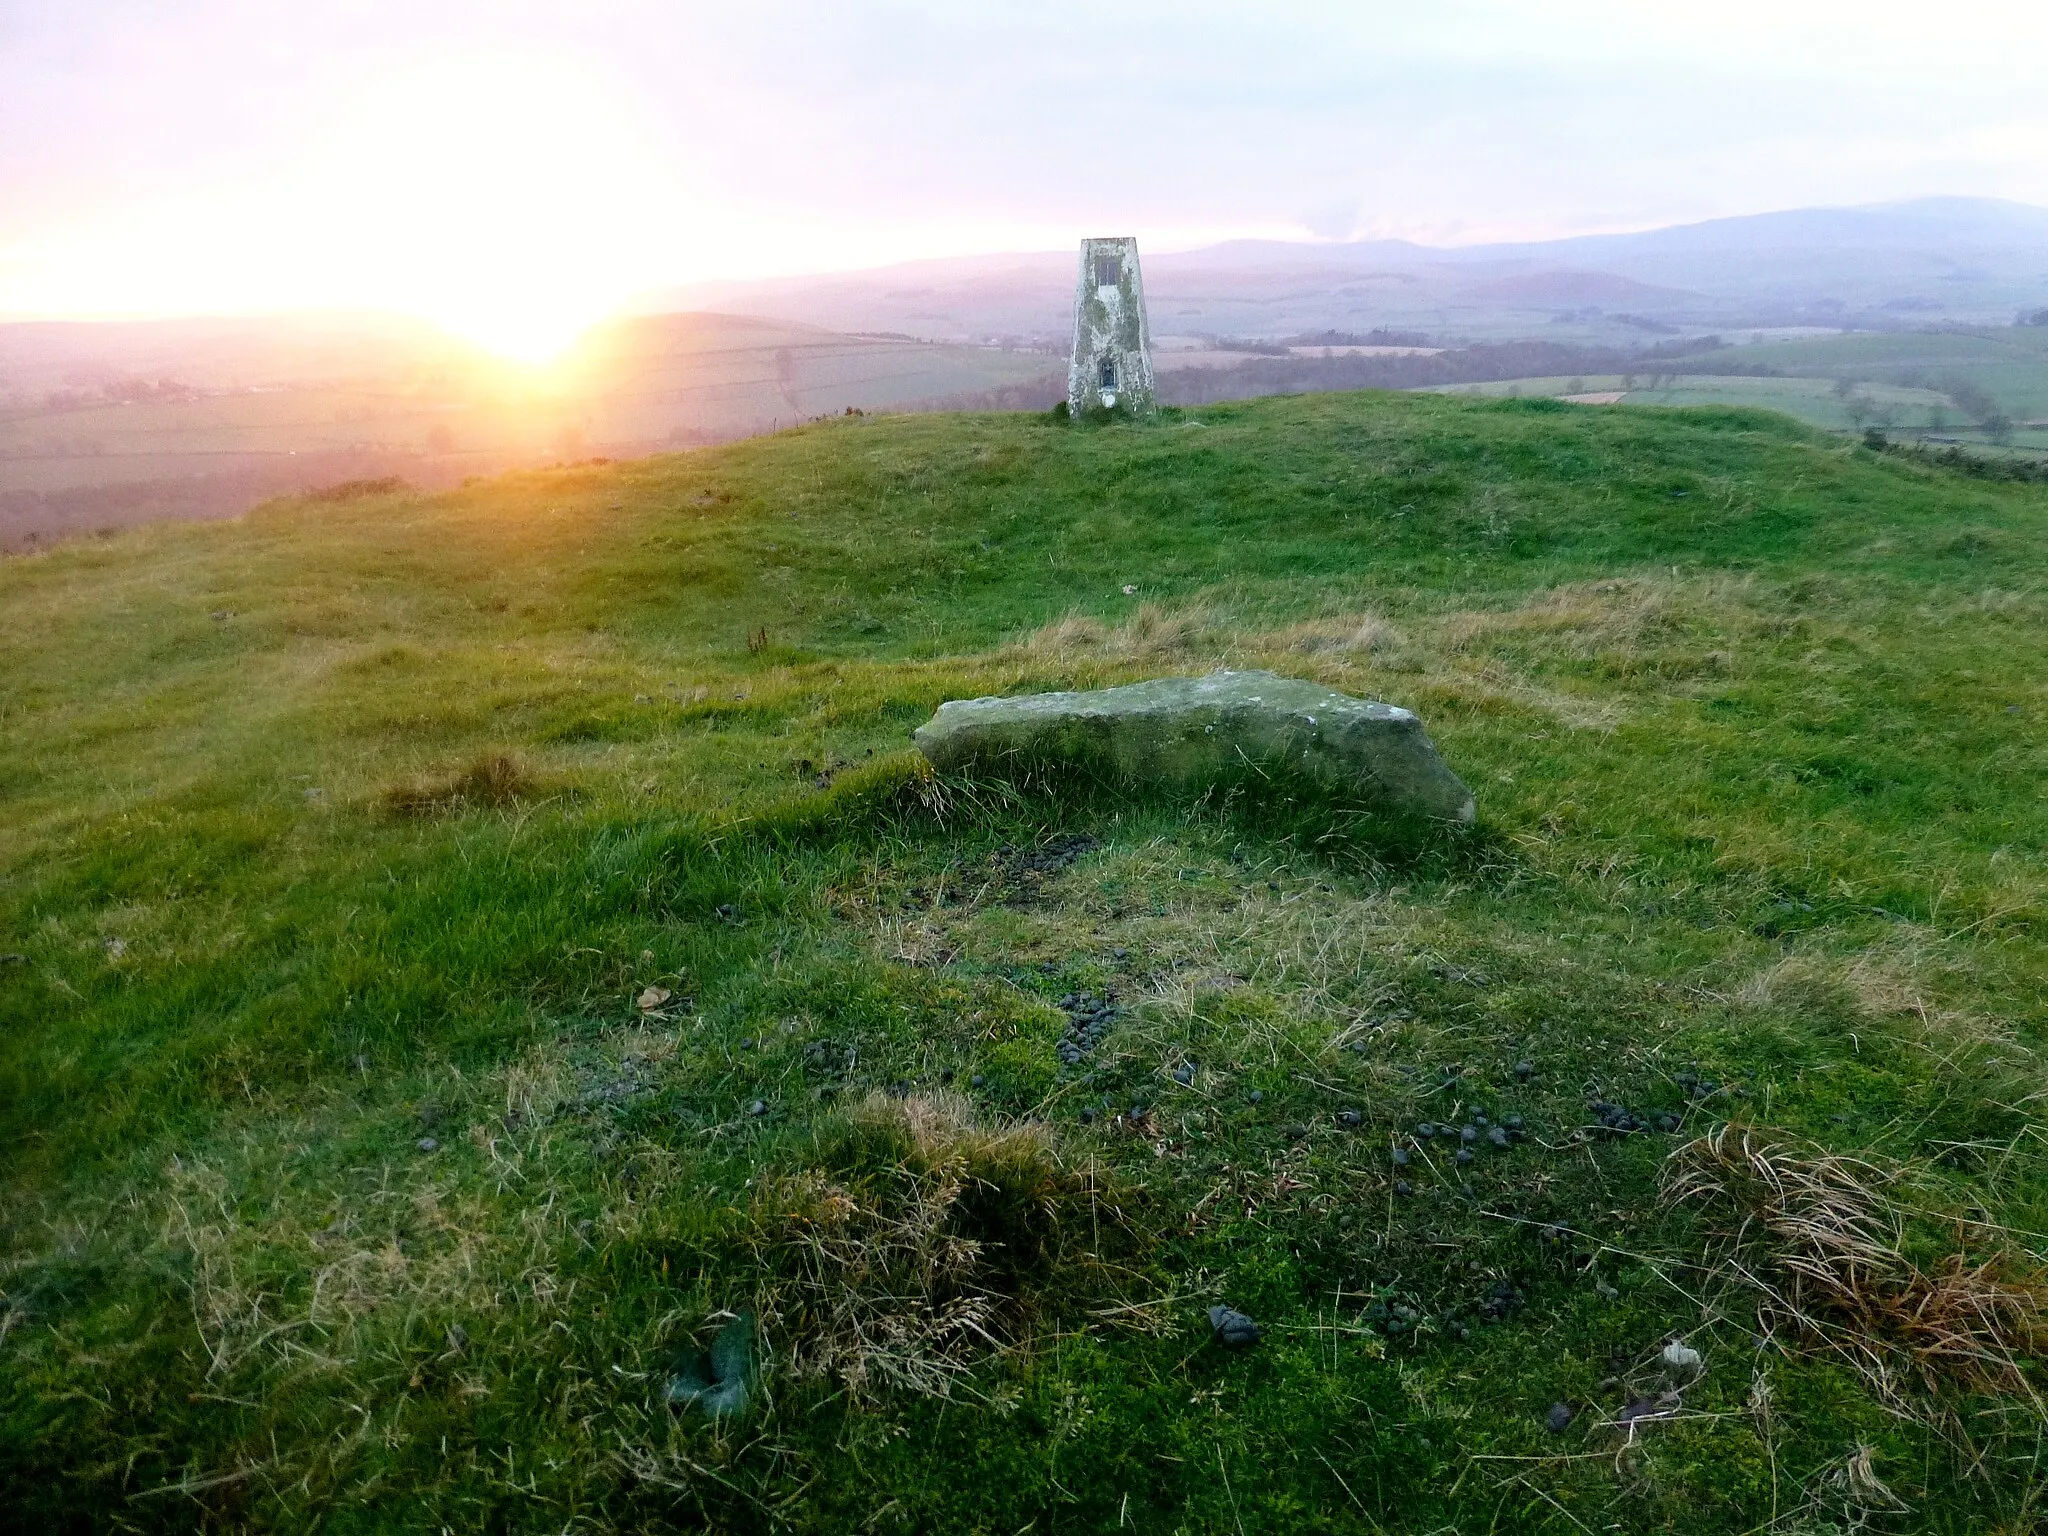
[1068,237,1156,415]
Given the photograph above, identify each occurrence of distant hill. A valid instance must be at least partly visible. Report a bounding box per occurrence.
[653,197,2048,343]
[1451,270,1699,308]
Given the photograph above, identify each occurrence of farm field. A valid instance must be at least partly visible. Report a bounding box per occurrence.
[4,392,2048,1532]
[1430,352,2048,454]
[1702,326,2048,421]
[0,312,1057,548]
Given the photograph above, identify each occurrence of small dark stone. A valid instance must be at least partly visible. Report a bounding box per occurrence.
[1394,1179,1414,1197]
[1080,1107,1097,1124]
[1173,1063,1196,1086]
[416,1137,440,1152]
[1545,1402,1575,1434]
[1455,1147,1473,1165]
[1337,1108,1363,1128]
[1488,1126,1510,1149]
[1248,1090,1263,1104]
[1514,1061,1535,1080]
[1417,1122,1436,1138]
[746,1100,768,1118]
[1390,1146,1411,1167]
[1503,1113,1525,1132]
[971,1074,987,1089]
[940,1068,955,1083]
[739,1037,755,1051]
[1209,1305,1261,1348]
[1460,1125,1478,1144]
[1472,1112,1488,1126]
[715,903,741,922]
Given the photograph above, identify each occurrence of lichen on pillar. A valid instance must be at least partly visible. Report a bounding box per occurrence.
[1067,237,1156,416]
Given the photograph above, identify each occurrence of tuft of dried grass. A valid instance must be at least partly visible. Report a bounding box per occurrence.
[749,1092,1138,1399]
[382,753,539,817]
[1015,603,1226,665]
[1667,1125,2048,1410]
[1435,578,1687,658]
[1264,613,1410,661]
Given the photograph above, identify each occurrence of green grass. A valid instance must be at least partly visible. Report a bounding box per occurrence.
[5,391,2048,1533]
[1429,371,2048,453]
[1703,326,2048,415]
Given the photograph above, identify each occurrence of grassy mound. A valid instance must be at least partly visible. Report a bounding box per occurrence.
[4,392,2048,1532]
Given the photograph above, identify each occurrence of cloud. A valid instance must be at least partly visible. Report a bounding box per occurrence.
[4,0,2048,318]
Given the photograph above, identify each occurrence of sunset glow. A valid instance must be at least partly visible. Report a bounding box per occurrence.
[309,56,681,361]
[0,52,692,360]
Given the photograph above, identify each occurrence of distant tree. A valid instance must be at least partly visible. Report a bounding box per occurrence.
[1622,374,1637,391]
[1844,395,1874,429]
[1944,377,2015,444]
[1566,377,1585,395]
[1927,405,1949,433]
[1832,375,1857,400]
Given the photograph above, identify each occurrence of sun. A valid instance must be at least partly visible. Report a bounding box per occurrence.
[308,54,681,364]
[427,288,608,367]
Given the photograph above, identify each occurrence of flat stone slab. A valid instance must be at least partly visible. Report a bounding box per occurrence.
[913,670,1474,822]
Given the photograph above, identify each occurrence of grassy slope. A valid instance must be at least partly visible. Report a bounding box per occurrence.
[1710,326,2048,417]
[3,392,2047,1533]
[1428,328,2048,452]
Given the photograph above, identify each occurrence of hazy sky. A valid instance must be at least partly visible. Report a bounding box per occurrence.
[5,0,2047,350]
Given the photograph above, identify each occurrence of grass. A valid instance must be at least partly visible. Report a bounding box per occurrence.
[1429,371,2048,453]
[1696,327,2048,424]
[4,389,2048,1532]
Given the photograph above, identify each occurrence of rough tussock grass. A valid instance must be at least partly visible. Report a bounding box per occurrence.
[1669,1125,2048,1410]
[6,392,2048,1530]
[751,1092,1141,1399]
[381,751,542,816]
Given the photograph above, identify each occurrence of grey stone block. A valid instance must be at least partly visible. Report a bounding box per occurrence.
[912,670,1474,823]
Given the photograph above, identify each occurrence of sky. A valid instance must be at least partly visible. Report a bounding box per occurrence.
[4,0,2048,356]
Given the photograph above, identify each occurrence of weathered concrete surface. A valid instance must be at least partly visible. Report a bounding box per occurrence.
[913,670,1475,822]
[1068,237,1156,416]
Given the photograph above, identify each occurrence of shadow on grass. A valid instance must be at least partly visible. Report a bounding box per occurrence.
[712,748,1516,885]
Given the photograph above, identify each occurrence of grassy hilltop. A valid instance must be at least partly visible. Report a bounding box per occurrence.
[4,392,2048,1533]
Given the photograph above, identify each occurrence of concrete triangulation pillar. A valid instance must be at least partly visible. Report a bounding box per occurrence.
[1068,237,1156,416]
